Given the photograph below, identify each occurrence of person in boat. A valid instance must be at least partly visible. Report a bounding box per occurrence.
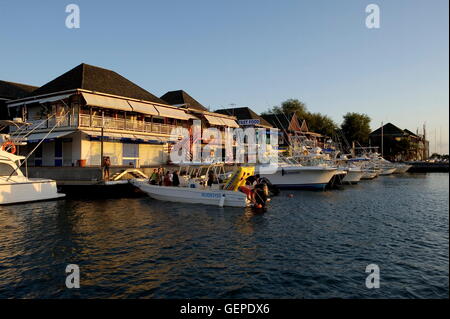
[158,167,164,186]
[245,174,260,186]
[149,169,159,185]
[103,156,111,181]
[207,171,214,187]
[163,171,172,186]
[172,171,180,187]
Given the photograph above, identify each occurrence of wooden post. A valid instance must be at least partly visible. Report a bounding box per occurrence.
[101,126,104,177]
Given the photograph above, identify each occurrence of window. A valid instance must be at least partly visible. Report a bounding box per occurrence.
[0,163,18,176]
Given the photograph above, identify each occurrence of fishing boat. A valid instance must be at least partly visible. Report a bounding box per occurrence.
[378,167,397,175]
[393,164,412,174]
[0,120,65,205]
[361,169,378,180]
[334,157,364,185]
[258,157,337,190]
[341,167,364,184]
[0,149,65,205]
[131,165,269,208]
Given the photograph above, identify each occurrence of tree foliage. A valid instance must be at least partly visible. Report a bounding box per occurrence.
[262,99,337,136]
[340,112,372,145]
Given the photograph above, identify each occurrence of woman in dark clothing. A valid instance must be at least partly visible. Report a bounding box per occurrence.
[172,171,180,187]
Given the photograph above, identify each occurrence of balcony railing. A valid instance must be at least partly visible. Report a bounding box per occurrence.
[78,114,180,135]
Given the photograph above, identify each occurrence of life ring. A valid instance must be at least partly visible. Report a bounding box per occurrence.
[1,141,16,154]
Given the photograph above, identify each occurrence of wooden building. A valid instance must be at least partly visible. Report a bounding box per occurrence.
[6,64,237,168]
[369,123,429,161]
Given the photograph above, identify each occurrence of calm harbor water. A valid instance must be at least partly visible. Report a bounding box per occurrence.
[0,173,448,299]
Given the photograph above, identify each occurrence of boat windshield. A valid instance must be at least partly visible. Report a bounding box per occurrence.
[0,162,19,176]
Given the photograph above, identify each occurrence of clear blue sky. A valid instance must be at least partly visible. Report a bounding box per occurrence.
[1,0,448,153]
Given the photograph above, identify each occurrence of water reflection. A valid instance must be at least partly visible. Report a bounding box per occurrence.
[0,173,448,298]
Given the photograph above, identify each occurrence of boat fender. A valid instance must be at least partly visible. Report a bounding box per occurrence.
[219,194,225,207]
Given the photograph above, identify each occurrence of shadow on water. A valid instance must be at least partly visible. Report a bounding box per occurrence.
[0,173,448,298]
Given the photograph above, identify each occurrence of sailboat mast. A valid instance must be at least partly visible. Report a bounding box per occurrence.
[381,121,384,158]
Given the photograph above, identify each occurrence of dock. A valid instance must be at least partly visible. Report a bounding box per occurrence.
[407,162,449,173]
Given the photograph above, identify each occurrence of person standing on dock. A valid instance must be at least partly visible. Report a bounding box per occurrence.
[103,156,111,181]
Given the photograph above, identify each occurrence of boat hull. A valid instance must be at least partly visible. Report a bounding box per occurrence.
[0,179,65,205]
[131,179,249,207]
[361,171,378,180]
[379,168,397,176]
[393,165,412,174]
[342,170,364,184]
[259,167,336,190]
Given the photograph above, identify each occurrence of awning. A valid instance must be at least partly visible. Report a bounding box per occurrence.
[8,93,73,107]
[128,101,159,116]
[26,131,74,143]
[220,118,240,128]
[204,114,226,126]
[81,92,132,112]
[204,114,238,127]
[81,130,123,139]
[154,105,191,120]
[186,113,200,120]
[81,130,165,144]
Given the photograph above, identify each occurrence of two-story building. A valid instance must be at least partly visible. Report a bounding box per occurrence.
[6,64,206,168]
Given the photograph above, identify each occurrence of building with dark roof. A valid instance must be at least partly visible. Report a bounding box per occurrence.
[160,90,239,130]
[215,107,272,129]
[0,80,38,100]
[6,64,210,169]
[369,122,429,161]
[28,63,166,104]
[160,90,208,112]
[0,80,38,132]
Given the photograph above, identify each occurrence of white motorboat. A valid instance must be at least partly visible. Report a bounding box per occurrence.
[131,179,250,207]
[131,165,269,208]
[258,159,337,190]
[0,150,65,205]
[393,164,412,174]
[341,167,364,184]
[361,169,378,180]
[378,167,397,176]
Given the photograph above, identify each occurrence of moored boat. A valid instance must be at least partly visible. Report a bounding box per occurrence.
[131,165,270,208]
[0,150,65,205]
[131,179,250,207]
[393,164,412,174]
[258,163,337,190]
[341,167,364,184]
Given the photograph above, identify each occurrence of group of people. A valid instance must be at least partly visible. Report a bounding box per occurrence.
[238,174,270,209]
[149,168,180,187]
